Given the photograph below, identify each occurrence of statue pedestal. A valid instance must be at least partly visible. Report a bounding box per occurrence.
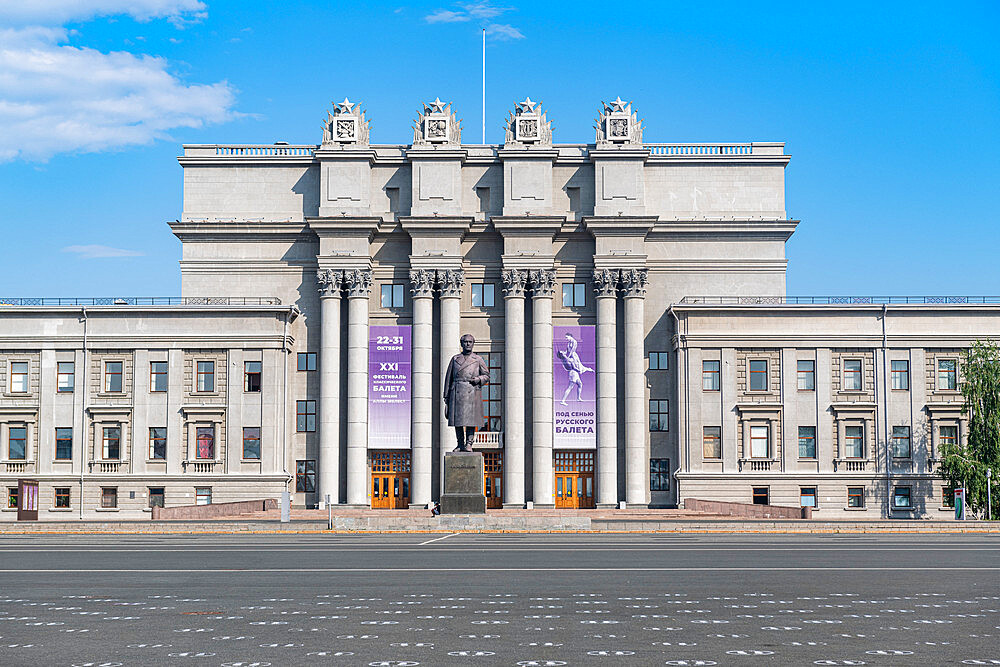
[440,452,486,514]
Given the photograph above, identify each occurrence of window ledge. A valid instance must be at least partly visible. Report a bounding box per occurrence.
[47,507,73,512]
[891,506,915,512]
[2,392,32,398]
[94,507,120,512]
[844,506,869,511]
[146,459,167,464]
[241,459,262,463]
[95,392,128,398]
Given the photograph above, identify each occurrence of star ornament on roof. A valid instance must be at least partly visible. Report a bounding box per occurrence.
[427,97,447,113]
[336,97,355,114]
[608,96,628,113]
[518,96,537,113]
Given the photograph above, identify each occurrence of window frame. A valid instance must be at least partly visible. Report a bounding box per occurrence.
[195,360,215,393]
[649,351,669,371]
[937,358,958,391]
[244,360,262,393]
[9,360,29,394]
[7,486,17,509]
[380,283,405,309]
[195,487,212,506]
[648,399,669,432]
[470,282,496,308]
[54,487,71,508]
[148,427,167,461]
[148,487,165,508]
[702,360,721,391]
[649,458,670,492]
[297,352,317,372]
[797,425,817,459]
[842,358,863,391]
[799,486,818,508]
[56,361,75,393]
[195,425,215,460]
[891,425,911,459]
[103,360,123,393]
[149,361,168,392]
[100,486,118,509]
[102,425,121,460]
[242,426,261,460]
[796,359,815,391]
[892,485,913,509]
[939,424,958,449]
[751,486,769,505]
[843,424,865,459]
[890,359,909,391]
[479,352,502,432]
[296,459,317,493]
[847,486,865,509]
[7,425,27,460]
[748,359,768,392]
[296,400,317,432]
[702,426,722,460]
[561,282,586,308]
[55,427,73,460]
[749,424,770,459]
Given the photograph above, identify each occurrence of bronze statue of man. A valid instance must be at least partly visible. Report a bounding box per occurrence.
[442,333,490,452]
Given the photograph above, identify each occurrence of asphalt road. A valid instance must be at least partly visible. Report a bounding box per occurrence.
[0,533,998,666]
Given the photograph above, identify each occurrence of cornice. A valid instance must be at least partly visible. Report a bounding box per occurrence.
[491,216,564,237]
[584,216,657,237]
[648,220,799,241]
[400,216,474,236]
[497,147,560,161]
[169,221,311,242]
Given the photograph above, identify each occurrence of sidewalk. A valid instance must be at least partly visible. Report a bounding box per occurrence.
[1,507,996,533]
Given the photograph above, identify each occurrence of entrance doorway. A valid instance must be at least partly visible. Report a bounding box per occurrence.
[554,451,595,509]
[483,451,503,509]
[370,451,410,509]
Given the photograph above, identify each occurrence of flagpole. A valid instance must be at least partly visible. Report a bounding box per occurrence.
[482,27,486,144]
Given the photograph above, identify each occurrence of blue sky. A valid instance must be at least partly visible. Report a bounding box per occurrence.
[1,1,997,298]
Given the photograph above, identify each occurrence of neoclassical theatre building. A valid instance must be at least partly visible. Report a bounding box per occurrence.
[2,97,997,520]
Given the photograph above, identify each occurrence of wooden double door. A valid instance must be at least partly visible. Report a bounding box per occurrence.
[483,451,503,509]
[554,451,595,509]
[370,451,411,509]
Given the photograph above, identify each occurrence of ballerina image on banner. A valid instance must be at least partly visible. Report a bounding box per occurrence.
[553,325,597,448]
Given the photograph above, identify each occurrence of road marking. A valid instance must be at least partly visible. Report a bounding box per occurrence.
[0,546,997,553]
[1,567,998,573]
[418,534,459,546]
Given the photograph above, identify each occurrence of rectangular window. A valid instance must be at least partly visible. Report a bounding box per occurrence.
[942,486,955,508]
[148,427,166,460]
[797,360,815,390]
[9,361,28,393]
[296,400,317,432]
[7,487,17,509]
[8,426,26,460]
[196,426,214,460]
[847,486,865,508]
[297,352,317,371]
[242,427,261,460]
[54,487,70,508]
[196,360,215,392]
[939,424,958,449]
[296,459,317,492]
[380,283,404,308]
[891,425,911,459]
[749,359,768,391]
[891,360,909,390]
[648,399,669,432]
[471,283,495,308]
[843,424,864,458]
[57,361,75,393]
[148,487,165,508]
[893,485,912,509]
[703,426,722,459]
[843,359,862,390]
[798,426,817,459]
[649,351,669,370]
[55,427,73,460]
[102,426,121,460]
[561,282,586,307]
[749,424,769,459]
[104,360,123,393]
[244,361,262,392]
[649,458,670,492]
[937,359,957,390]
[101,487,117,509]
[702,360,720,391]
[752,486,769,505]
[150,361,168,392]
[800,487,817,508]
[195,487,212,506]
[479,352,502,432]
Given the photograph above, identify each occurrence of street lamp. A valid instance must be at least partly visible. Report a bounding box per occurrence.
[988,468,993,521]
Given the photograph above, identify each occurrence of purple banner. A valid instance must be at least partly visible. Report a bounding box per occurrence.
[368,325,411,449]
[553,324,597,449]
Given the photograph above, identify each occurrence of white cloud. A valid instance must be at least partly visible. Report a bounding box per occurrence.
[424,2,523,37]
[62,244,145,259]
[0,1,207,25]
[425,9,469,23]
[0,5,237,162]
[486,23,523,40]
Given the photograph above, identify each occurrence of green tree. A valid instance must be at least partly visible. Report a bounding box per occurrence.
[938,339,1000,519]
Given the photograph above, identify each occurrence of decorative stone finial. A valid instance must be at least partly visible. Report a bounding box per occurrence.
[594,98,644,145]
[322,97,370,146]
[412,98,462,146]
[503,97,552,147]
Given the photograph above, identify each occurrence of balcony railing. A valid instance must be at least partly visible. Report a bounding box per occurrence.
[214,145,316,157]
[89,461,127,473]
[833,459,871,472]
[646,143,752,155]
[3,461,30,474]
[474,431,504,448]
[0,297,282,306]
[679,296,1000,305]
[738,458,775,472]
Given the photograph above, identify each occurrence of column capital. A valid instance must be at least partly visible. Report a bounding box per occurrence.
[317,269,344,298]
[436,268,465,298]
[409,268,435,298]
[529,268,556,297]
[620,268,648,298]
[344,268,373,298]
[501,268,528,298]
[593,268,620,298]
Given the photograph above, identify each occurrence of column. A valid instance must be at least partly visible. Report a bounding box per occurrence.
[593,268,620,507]
[317,269,343,506]
[501,269,528,507]
[622,268,648,507]
[530,269,556,507]
[344,268,372,505]
[437,269,464,489]
[409,269,435,507]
